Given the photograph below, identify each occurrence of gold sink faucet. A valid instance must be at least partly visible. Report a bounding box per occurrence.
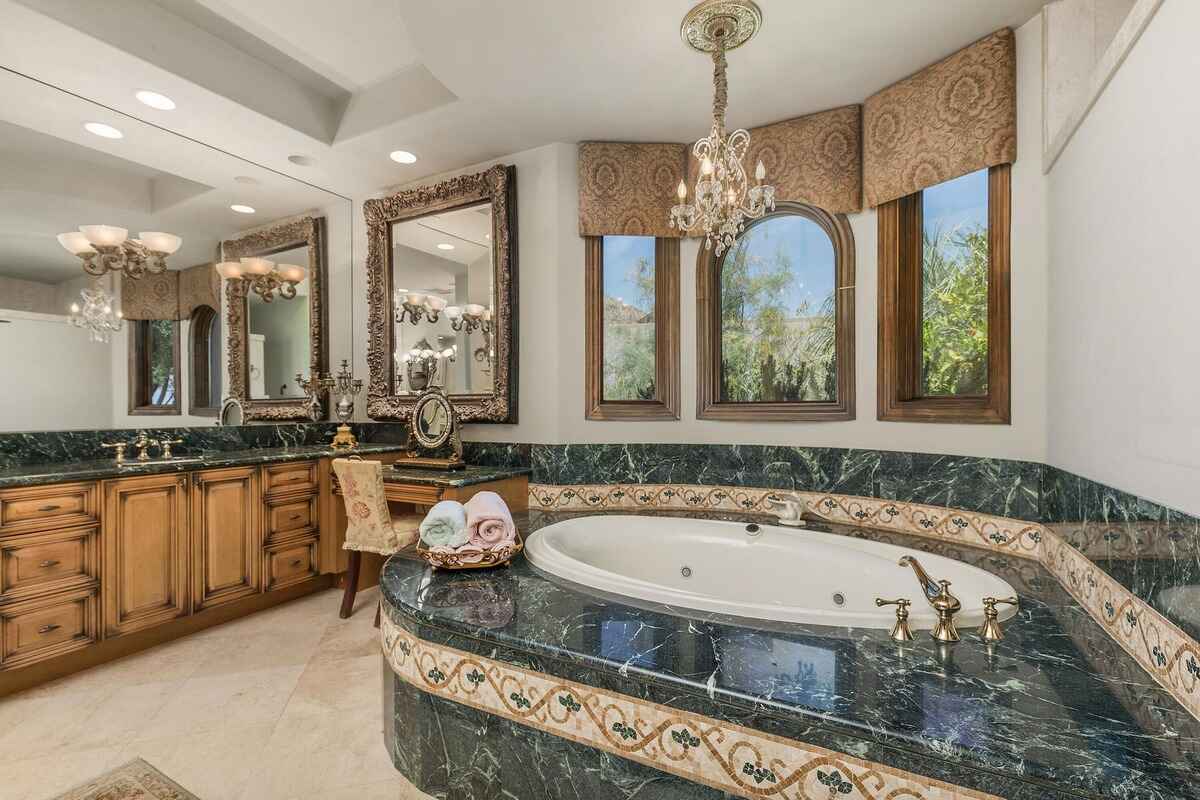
[898,555,962,642]
[763,492,806,527]
[132,431,160,462]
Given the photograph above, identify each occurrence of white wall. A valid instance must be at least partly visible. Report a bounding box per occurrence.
[1046,0,1200,515]
[354,17,1049,463]
[0,310,113,430]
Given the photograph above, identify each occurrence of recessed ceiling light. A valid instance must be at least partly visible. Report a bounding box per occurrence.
[390,150,417,164]
[436,243,454,251]
[233,175,260,185]
[135,90,176,110]
[84,122,123,139]
[288,155,316,166]
[230,204,256,214]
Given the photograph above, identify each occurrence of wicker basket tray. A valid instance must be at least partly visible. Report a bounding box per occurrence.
[416,534,523,570]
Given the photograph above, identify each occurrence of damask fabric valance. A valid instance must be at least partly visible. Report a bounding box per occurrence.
[684,105,863,216]
[578,142,688,238]
[120,264,219,321]
[864,28,1016,208]
[120,271,179,321]
[177,263,220,319]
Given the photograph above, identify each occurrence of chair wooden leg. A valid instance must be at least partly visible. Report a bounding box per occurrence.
[340,550,362,619]
[374,601,381,628]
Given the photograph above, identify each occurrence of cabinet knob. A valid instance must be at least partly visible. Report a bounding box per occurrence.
[290,558,304,567]
[38,559,60,568]
[37,624,61,634]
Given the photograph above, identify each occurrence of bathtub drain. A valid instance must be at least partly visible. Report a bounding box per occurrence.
[680,566,693,578]
[832,592,846,606]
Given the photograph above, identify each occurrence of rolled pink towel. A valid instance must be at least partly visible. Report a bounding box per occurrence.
[465,491,516,549]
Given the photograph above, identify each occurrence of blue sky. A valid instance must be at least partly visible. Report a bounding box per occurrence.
[923,167,988,247]
[603,235,656,312]
[734,214,835,316]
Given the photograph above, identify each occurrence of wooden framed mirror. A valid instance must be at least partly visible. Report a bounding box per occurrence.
[221,215,329,422]
[364,164,518,423]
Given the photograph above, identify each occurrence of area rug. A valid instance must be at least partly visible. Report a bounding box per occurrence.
[52,758,201,800]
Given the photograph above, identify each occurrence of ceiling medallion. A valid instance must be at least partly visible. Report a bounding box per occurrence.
[671,0,775,255]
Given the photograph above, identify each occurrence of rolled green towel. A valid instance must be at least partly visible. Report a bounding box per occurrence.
[419,500,469,548]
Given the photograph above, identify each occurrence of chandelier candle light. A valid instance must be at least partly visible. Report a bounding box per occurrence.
[68,281,123,343]
[57,226,183,279]
[215,258,306,302]
[670,0,775,255]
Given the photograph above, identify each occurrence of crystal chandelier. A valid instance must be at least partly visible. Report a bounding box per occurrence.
[68,281,124,343]
[670,0,774,255]
[57,226,182,279]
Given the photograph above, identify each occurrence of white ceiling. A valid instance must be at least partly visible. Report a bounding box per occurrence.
[0,0,1048,201]
[0,68,345,286]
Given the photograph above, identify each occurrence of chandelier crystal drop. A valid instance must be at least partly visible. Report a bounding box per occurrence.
[68,281,124,343]
[670,0,774,255]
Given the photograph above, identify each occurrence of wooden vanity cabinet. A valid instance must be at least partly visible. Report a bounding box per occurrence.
[192,467,261,612]
[102,473,190,637]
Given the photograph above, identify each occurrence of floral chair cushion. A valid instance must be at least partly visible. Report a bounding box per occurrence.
[333,458,421,555]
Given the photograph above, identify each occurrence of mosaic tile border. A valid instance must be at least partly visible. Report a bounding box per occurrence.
[529,483,1044,560]
[527,482,1200,723]
[381,615,1002,800]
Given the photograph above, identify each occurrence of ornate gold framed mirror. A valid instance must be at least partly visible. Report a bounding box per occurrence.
[364,164,517,423]
[221,216,329,422]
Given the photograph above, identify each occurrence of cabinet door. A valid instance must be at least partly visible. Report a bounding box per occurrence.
[192,467,261,611]
[103,474,189,637]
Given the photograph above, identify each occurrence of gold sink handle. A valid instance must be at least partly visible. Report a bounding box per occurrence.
[101,441,128,464]
[159,438,184,458]
[980,596,1019,642]
[875,597,914,642]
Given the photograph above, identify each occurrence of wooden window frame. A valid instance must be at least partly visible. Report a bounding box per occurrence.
[189,305,219,417]
[697,202,856,421]
[877,164,1011,424]
[584,236,680,420]
[128,319,181,416]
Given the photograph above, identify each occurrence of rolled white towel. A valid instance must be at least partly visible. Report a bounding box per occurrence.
[419,500,469,548]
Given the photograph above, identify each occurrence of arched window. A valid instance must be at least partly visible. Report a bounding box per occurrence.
[189,305,221,416]
[697,202,854,420]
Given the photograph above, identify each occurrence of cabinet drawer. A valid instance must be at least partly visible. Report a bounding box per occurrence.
[262,462,317,496]
[1,588,99,670]
[265,538,318,592]
[1,526,98,602]
[0,483,98,535]
[266,495,317,540]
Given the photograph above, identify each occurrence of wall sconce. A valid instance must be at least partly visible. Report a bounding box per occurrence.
[394,290,447,325]
[446,304,492,334]
[216,258,306,302]
[57,226,182,280]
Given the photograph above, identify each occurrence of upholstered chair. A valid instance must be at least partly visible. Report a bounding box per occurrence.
[332,458,422,623]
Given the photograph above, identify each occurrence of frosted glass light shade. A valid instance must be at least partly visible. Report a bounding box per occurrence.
[57,232,96,255]
[424,296,447,312]
[139,231,182,254]
[464,303,485,317]
[79,225,128,247]
[240,257,274,276]
[404,292,426,306]
[215,261,244,279]
[445,305,462,320]
[277,264,306,282]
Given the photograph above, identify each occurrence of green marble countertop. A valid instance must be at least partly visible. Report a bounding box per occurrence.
[382,463,532,488]
[0,442,410,489]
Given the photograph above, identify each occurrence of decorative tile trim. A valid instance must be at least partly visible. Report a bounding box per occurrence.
[1040,528,1200,722]
[381,616,1002,800]
[1047,520,1191,559]
[529,483,1044,560]
[527,482,1200,723]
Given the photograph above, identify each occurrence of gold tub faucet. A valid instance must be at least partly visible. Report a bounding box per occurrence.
[898,555,962,643]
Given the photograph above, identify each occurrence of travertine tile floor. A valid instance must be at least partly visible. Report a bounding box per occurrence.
[0,587,432,800]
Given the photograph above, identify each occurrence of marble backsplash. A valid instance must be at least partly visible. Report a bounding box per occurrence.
[0,422,408,469]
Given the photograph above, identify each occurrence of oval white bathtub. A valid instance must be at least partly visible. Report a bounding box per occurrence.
[524,515,1018,630]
